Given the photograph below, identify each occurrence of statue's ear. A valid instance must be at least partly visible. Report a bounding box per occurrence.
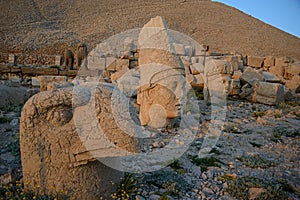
[137,88,153,105]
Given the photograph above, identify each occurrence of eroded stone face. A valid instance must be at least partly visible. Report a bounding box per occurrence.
[137,16,185,128]
[137,83,182,128]
[20,86,136,199]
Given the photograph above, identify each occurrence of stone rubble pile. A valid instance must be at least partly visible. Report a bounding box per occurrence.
[98,45,300,106]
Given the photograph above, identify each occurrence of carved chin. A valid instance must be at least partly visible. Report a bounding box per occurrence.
[148,104,167,128]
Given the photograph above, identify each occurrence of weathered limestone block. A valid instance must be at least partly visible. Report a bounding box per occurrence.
[261,71,281,83]
[40,68,59,76]
[240,67,265,85]
[205,59,231,76]
[239,83,253,100]
[86,50,114,70]
[203,59,227,104]
[228,78,241,96]
[181,56,191,64]
[47,81,73,91]
[263,56,275,67]
[247,56,264,68]
[253,82,284,105]
[285,76,300,91]
[190,63,204,75]
[38,76,68,92]
[173,43,186,56]
[232,70,242,79]
[63,49,74,70]
[284,62,300,79]
[184,45,195,57]
[274,57,290,77]
[74,43,88,70]
[137,16,185,128]
[116,68,140,98]
[224,55,240,71]
[189,74,205,89]
[110,68,130,82]
[0,65,11,73]
[123,37,136,52]
[107,59,129,72]
[283,86,295,101]
[58,69,78,77]
[20,84,141,199]
[21,67,39,75]
[8,54,17,65]
[55,55,62,66]
[191,57,199,64]
[31,77,40,86]
[10,66,21,73]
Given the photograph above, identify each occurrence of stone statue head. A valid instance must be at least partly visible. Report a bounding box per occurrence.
[137,64,185,128]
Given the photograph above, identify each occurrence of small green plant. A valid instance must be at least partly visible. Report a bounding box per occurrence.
[194,90,204,100]
[252,111,265,118]
[274,113,283,118]
[224,124,241,134]
[272,126,299,138]
[210,147,221,155]
[249,141,263,148]
[2,103,23,114]
[276,102,288,109]
[188,155,222,172]
[159,194,170,200]
[272,131,282,143]
[0,117,12,124]
[144,169,191,196]
[218,174,237,182]
[286,101,296,107]
[237,155,276,168]
[111,173,138,200]
[187,89,204,100]
[0,181,67,200]
[227,176,289,200]
[168,160,185,174]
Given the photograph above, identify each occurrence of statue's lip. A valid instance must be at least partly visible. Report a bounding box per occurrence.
[175,103,181,108]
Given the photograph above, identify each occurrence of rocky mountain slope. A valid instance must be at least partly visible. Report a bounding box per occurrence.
[1,0,300,60]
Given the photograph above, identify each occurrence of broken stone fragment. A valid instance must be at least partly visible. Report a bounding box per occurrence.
[106,58,129,72]
[260,71,281,83]
[239,83,253,100]
[285,75,300,91]
[228,78,241,96]
[190,62,204,75]
[263,56,275,67]
[252,82,284,105]
[284,61,300,79]
[247,56,264,68]
[190,74,205,89]
[38,75,68,92]
[20,84,144,199]
[240,67,264,85]
[46,80,73,91]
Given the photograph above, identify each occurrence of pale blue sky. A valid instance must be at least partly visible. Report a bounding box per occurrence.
[213,0,300,38]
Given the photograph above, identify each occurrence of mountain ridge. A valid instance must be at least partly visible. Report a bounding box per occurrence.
[0,0,299,60]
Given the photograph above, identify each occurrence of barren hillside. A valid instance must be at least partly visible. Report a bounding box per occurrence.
[1,0,300,60]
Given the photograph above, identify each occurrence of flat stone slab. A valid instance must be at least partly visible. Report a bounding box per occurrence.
[261,71,281,83]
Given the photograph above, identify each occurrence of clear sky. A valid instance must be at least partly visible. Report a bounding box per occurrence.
[212,0,300,38]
